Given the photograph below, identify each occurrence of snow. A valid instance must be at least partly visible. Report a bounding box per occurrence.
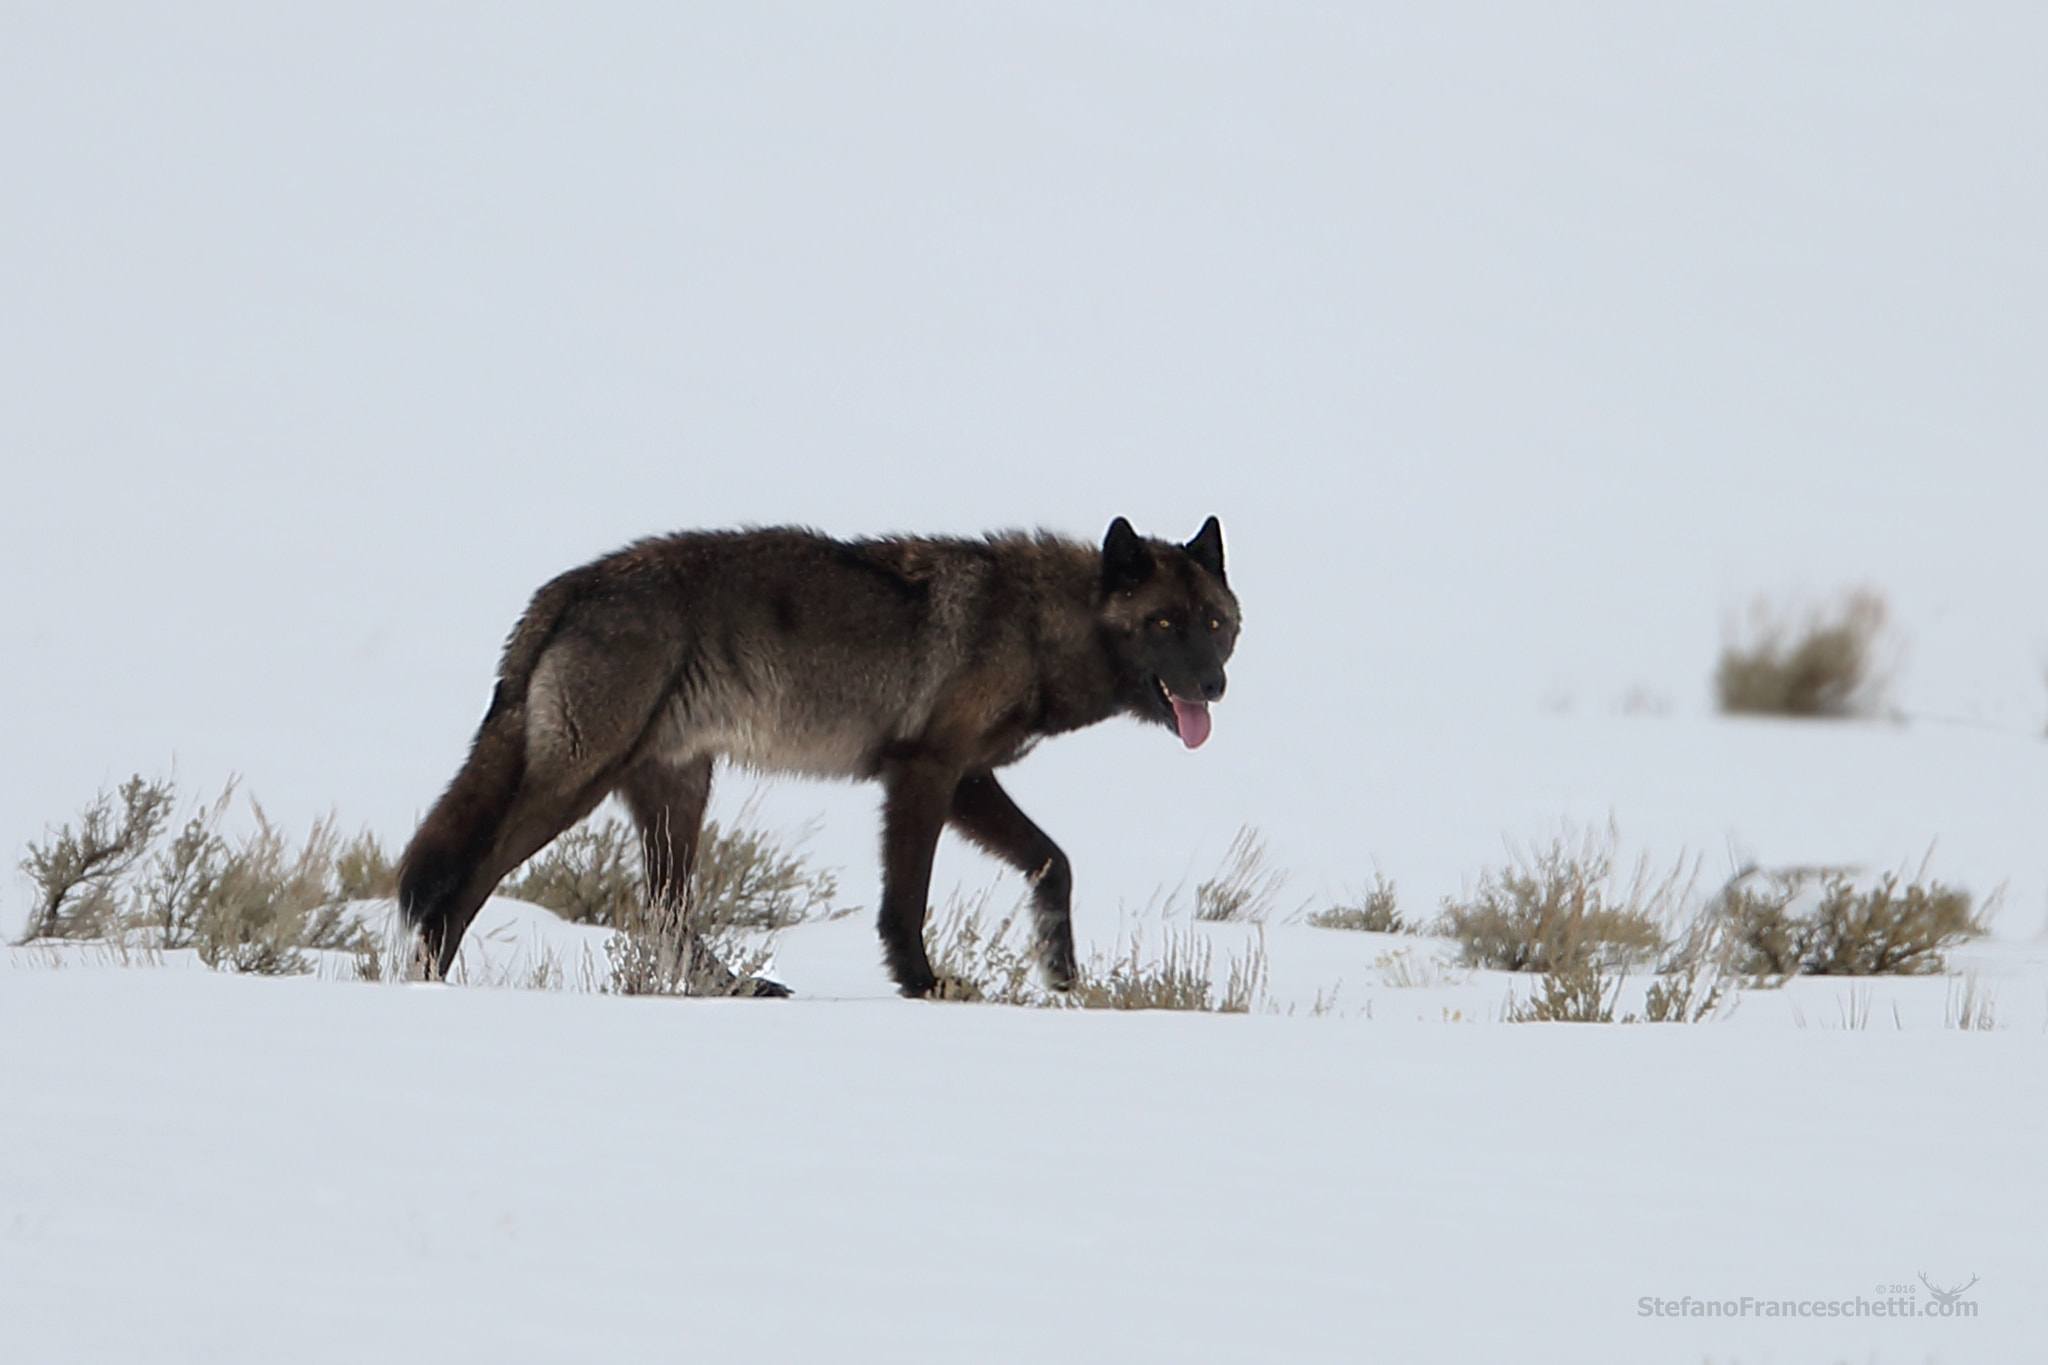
[6,940,2042,1363]
[5,4,2048,1361]
[8,878,2046,1362]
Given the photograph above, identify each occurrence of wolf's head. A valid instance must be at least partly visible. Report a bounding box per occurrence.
[1099,516,1241,749]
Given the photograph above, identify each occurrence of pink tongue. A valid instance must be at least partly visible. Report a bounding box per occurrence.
[1171,697,1212,749]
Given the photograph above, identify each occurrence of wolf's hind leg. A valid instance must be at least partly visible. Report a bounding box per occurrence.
[618,755,713,925]
[617,756,791,997]
[948,771,1076,991]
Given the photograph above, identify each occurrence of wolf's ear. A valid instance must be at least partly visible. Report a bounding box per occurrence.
[1102,516,1154,593]
[1185,516,1225,583]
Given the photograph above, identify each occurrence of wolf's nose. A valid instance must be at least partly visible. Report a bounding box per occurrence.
[1199,673,1226,702]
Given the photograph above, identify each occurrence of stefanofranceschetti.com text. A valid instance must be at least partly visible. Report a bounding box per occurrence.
[1640,1279,1980,1320]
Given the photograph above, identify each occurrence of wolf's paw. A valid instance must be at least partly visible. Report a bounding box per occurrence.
[893,967,946,999]
[736,976,793,998]
[1040,942,1077,993]
[923,974,986,1002]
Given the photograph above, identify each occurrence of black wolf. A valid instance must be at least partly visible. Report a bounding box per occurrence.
[397,517,1240,997]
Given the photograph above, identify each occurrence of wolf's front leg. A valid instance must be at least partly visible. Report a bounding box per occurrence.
[948,772,1076,990]
[877,753,958,997]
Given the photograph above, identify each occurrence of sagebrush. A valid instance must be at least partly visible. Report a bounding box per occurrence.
[1712,865,1983,978]
[1436,826,1677,973]
[503,810,835,931]
[18,775,383,975]
[19,774,174,941]
[500,806,833,997]
[1716,588,1892,718]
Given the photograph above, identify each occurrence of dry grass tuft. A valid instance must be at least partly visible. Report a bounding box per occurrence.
[1071,926,1267,1013]
[1716,588,1893,718]
[923,892,1266,1013]
[1373,946,1461,989]
[1946,975,1998,1031]
[924,891,1038,1004]
[1505,964,1621,1023]
[1193,826,1287,923]
[1306,872,1407,933]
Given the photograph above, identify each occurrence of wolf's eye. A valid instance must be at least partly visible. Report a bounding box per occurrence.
[1150,616,1173,631]
[1207,616,1221,631]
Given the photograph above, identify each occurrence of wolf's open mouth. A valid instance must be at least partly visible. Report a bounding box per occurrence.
[1155,677,1212,750]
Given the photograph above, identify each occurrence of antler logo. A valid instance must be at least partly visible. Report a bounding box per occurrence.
[1918,1271,1980,1307]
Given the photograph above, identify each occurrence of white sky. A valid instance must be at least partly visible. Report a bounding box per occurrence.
[5,4,2045,936]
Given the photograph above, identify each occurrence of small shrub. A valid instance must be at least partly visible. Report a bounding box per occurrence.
[19,775,378,974]
[603,920,780,997]
[1306,873,1406,932]
[1803,874,1980,976]
[502,806,828,997]
[686,815,838,930]
[1509,957,1725,1026]
[502,818,643,926]
[135,781,237,948]
[19,775,175,941]
[1506,964,1620,1023]
[1640,959,1728,1023]
[1718,866,1982,978]
[1638,873,1744,1022]
[1193,826,1286,923]
[189,807,374,975]
[602,853,790,997]
[1716,588,1892,718]
[504,810,836,931]
[1436,825,1675,973]
[1711,872,1806,981]
[333,828,396,901]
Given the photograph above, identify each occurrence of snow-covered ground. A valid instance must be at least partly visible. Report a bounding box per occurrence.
[7,906,2043,1364]
[6,5,2047,1361]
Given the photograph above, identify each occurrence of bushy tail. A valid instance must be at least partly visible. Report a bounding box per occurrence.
[398,573,582,976]
[397,681,528,975]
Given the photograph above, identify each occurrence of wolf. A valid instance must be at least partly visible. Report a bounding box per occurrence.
[396,516,1239,997]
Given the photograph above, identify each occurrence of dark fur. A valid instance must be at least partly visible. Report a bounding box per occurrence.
[397,517,1240,996]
